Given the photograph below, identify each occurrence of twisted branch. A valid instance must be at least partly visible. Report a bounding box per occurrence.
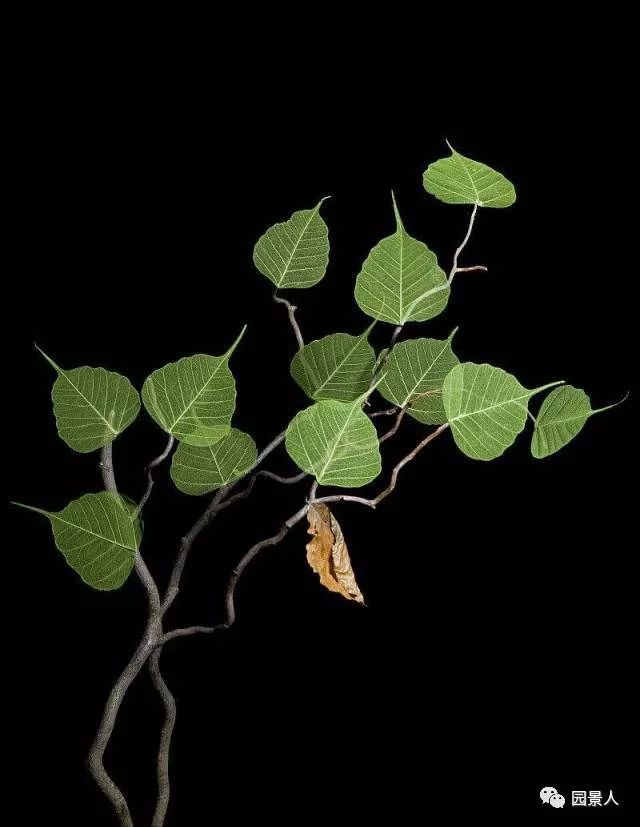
[87,442,163,826]
[273,294,304,349]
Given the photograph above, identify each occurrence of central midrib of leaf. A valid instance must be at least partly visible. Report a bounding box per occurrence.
[401,338,452,404]
[165,359,227,431]
[537,412,590,426]
[451,382,562,422]
[454,152,481,204]
[51,512,137,551]
[398,227,404,319]
[309,334,367,396]
[277,204,321,287]
[60,370,119,435]
[318,402,360,478]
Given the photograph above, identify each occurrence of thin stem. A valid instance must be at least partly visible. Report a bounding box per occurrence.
[448,204,479,285]
[137,435,175,515]
[148,648,176,827]
[273,294,304,349]
[379,406,408,444]
[370,325,403,384]
[162,503,310,645]
[455,265,487,274]
[216,469,308,513]
[389,324,403,349]
[315,424,450,510]
[370,407,398,418]
[161,431,288,614]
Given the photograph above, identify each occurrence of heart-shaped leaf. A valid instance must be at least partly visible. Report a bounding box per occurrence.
[354,195,449,325]
[423,143,516,208]
[142,328,245,446]
[290,325,376,402]
[531,385,623,458]
[443,362,562,460]
[377,331,459,424]
[13,492,140,590]
[37,347,140,453]
[285,394,381,487]
[170,428,258,495]
[253,198,330,289]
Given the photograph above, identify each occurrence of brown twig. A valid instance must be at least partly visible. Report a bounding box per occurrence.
[370,407,398,418]
[137,434,175,514]
[148,648,176,827]
[161,502,310,646]
[314,424,450,509]
[273,293,304,349]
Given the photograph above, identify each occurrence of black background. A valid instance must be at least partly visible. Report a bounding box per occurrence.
[9,50,637,825]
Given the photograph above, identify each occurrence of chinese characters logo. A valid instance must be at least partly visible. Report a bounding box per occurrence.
[540,787,620,809]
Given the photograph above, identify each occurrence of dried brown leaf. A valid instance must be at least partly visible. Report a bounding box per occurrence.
[305,503,365,604]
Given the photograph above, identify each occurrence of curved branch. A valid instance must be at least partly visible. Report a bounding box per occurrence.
[87,443,163,826]
[315,423,450,510]
[137,434,175,514]
[161,431,289,614]
[148,648,176,827]
[448,204,479,286]
[161,502,310,646]
[273,294,304,349]
[87,637,154,827]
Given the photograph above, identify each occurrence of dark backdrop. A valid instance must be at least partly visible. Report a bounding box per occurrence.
[9,69,637,824]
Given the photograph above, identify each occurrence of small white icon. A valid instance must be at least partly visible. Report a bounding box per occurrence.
[549,793,566,809]
[540,787,558,804]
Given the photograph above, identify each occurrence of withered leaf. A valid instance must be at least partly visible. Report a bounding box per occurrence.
[305,503,365,604]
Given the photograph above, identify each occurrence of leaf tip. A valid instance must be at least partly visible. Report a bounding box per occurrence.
[34,344,60,373]
[226,324,248,358]
[391,191,403,229]
[444,137,456,154]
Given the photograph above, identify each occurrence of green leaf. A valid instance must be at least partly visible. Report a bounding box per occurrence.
[141,328,245,447]
[354,195,449,325]
[36,347,140,453]
[378,331,459,424]
[423,142,516,208]
[170,428,258,495]
[13,492,140,590]
[531,385,623,458]
[290,325,376,402]
[443,362,562,461]
[253,198,330,289]
[285,393,382,488]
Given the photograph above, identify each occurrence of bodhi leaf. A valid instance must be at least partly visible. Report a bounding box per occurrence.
[285,388,382,487]
[443,362,563,461]
[423,142,516,208]
[170,428,258,495]
[13,492,140,590]
[290,325,376,402]
[142,328,245,447]
[531,385,623,459]
[306,503,364,604]
[378,330,459,424]
[36,346,140,453]
[253,198,330,289]
[354,195,449,325]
